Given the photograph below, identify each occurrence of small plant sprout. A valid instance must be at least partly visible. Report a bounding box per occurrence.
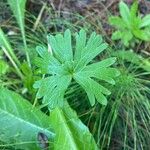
[109,1,150,46]
[34,29,120,109]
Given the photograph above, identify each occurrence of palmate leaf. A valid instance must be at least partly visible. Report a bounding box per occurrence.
[0,87,55,150]
[34,75,72,109]
[48,29,73,62]
[74,30,108,71]
[34,29,119,108]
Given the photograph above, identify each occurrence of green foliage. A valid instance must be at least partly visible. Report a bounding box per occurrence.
[0,60,9,76]
[0,28,20,66]
[81,52,150,149]
[21,62,36,93]
[0,87,55,149]
[50,102,98,150]
[7,0,30,66]
[110,64,150,149]
[109,1,150,46]
[34,29,119,109]
[0,28,23,79]
[112,50,150,72]
[7,0,26,34]
[1,0,150,149]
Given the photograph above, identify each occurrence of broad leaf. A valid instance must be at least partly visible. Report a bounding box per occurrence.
[0,87,55,149]
[34,29,119,107]
[50,102,98,150]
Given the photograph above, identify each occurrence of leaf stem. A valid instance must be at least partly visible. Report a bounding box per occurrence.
[22,31,31,68]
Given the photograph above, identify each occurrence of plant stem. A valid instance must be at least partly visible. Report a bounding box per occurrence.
[33,3,46,32]
[22,32,31,68]
[32,97,38,108]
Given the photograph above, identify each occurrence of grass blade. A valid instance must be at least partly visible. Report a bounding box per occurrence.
[7,0,31,66]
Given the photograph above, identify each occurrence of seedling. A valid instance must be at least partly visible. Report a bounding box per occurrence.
[109,1,150,46]
[34,29,119,109]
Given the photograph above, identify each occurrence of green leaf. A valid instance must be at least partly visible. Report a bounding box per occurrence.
[133,29,149,41]
[140,14,150,28]
[21,62,35,92]
[84,57,117,70]
[74,75,110,105]
[0,87,55,149]
[7,0,30,66]
[35,29,119,107]
[130,1,138,20]
[47,29,73,62]
[74,29,87,61]
[80,57,119,85]
[7,0,26,30]
[112,50,150,72]
[131,16,142,30]
[0,60,9,76]
[77,66,119,85]
[111,31,122,40]
[35,46,62,74]
[34,75,72,109]
[119,1,130,26]
[75,43,108,71]
[109,16,127,29]
[122,30,133,46]
[112,50,142,65]
[50,102,98,150]
[7,0,26,41]
[75,31,108,70]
